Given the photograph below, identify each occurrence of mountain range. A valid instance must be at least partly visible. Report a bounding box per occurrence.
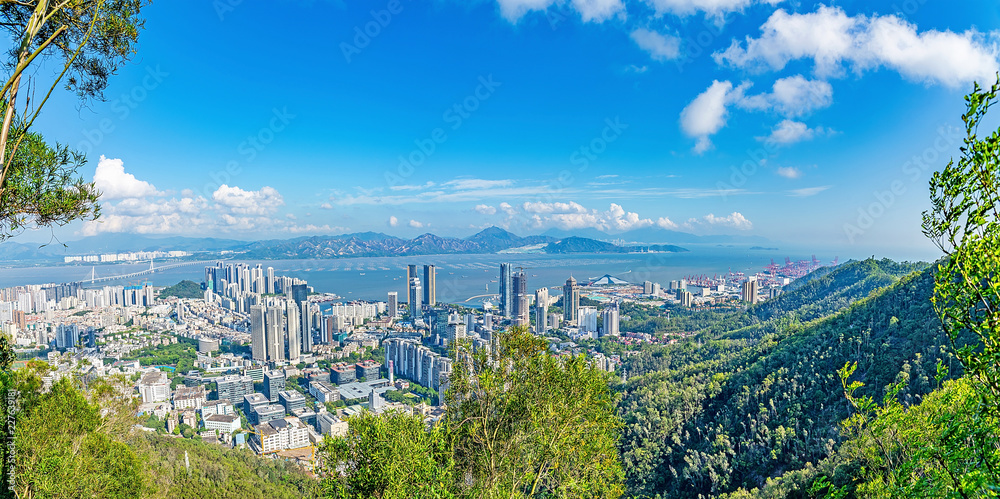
[0,225,764,262]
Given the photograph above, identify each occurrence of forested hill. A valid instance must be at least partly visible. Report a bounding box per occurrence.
[618,259,955,498]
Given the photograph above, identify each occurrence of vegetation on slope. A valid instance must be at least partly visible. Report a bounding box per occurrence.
[158,280,204,299]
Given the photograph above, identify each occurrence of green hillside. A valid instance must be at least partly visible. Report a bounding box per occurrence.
[617,259,958,497]
[159,280,204,299]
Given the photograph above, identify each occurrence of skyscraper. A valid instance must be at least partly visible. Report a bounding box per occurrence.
[512,270,528,326]
[387,291,398,319]
[291,283,308,305]
[423,264,436,307]
[499,263,512,318]
[534,287,548,334]
[741,277,759,304]
[287,300,300,361]
[563,277,579,324]
[409,277,422,318]
[266,305,285,362]
[251,305,266,363]
[300,301,312,353]
[266,267,275,294]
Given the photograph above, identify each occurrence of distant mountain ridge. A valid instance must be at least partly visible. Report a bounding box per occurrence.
[0,225,763,261]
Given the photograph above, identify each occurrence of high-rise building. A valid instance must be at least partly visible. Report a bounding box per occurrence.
[741,277,759,304]
[423,265,436,307]
[266,267,275,294]
[512,270,529,326]
[680,291,693,307]
[499,263,512,318]
[300,301,312,353]
[251,305,266,363]
[266,305,285,363]
[291,284,308,306]
[286,300,300,361]
[563,277,579,324]
[263,370,286,403]
[601,302,620,337]
[578,306,598,336]
[534,288,548,334]
[387,291,398,319]
[643,281,653,294]
[217,374,253,403]
[408,277,422,318]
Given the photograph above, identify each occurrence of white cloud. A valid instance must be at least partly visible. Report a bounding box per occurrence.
[738,75,833,117]
[680,80,748,153]
[761,119,833,145]
[571,0,625,22]
[788,185,831,197]
[690,211,753,230]
[643,0,782,22]
[500,202,516,216]
[408,219,425,228]
[212,185,284,215]
[522,201,589,214]
[494,0,623,23]
[92,156,160,200]
[388,216,399,227]
[715,5,999,88]
[656,217,679,229]
[775,166,802,178]
[631,29,681,61]
[319,202,333,210]
[474,204,498,215]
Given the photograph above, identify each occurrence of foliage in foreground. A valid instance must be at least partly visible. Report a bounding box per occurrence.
[319,327,624,498]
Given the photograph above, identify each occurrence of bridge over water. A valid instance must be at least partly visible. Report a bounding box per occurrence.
[75,259,218,285]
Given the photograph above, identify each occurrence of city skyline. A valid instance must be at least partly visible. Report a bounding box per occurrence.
[11,0,995,260]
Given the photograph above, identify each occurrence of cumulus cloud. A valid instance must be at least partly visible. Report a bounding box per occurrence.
[738,75,833,117]
[93,156,160,200]
[656,217,679,229]
[388,216,399,227]
[690,211,753,230]
[714,5,999,87]
[761,119,833,145]
[522,201,589,214]
[775,166,802,178]
[319,202,333,210]
[680,80,748,153]
[474,204,498,215]
[408,219,425,228]
[631,28,681,61]
[212,185,284,215]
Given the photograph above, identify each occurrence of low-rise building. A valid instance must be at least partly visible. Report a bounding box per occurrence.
[251,416,310,455]
[173,385,207,410]
[308,380,340,403]
[137,371,169,403]
[243,393,268,417]
[355,359,381,380]
[253,404,285,425]
[331,363,356,385]
[201,399,233,418]
[204,413,241,434]
[278,390,306,414]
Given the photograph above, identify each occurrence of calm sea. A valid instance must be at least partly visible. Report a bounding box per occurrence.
[0,245,854,305]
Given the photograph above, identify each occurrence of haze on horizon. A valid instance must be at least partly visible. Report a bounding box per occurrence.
[13,0,1000,262]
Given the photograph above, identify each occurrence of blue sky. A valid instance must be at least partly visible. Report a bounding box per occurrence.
[22,0,1000,259]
